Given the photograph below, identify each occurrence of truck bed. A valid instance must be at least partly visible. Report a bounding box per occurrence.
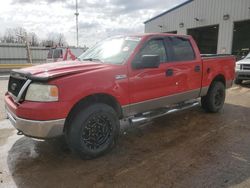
[201,54,235,90]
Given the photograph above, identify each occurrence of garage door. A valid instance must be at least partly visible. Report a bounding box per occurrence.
[232,20,250,60]
[187,25,219,54]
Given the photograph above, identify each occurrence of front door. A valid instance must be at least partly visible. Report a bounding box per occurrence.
[128,37,180,115]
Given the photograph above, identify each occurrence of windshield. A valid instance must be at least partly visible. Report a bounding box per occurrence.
[245,53,250,59]
[78,36,141,64]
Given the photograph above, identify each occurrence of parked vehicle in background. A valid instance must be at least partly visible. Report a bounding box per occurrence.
[5,33,235,159]
[235,52,250,84]
[233,48,250,61]
[46,47,86,63]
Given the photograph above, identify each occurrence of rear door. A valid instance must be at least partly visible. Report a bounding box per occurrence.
[164,36,202,96]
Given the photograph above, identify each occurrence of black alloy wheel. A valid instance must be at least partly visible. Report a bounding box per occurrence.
[66,103,119,159]
[82,114,113,150]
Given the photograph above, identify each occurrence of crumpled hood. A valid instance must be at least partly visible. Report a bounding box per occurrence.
[12,60,112,81]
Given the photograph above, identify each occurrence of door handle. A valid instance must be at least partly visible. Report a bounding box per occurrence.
[194,65,201,72]
[166,69,173,76]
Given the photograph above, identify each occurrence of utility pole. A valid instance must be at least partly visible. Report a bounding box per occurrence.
[75,0,79,47]
[17,33,32,64]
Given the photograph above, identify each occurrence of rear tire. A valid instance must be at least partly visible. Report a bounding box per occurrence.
[201,81,225,113]
[234,79,242,85]
[66,103,120,159]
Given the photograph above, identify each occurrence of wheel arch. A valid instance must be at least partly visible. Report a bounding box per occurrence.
[204,74,226,95]
[211,74,226,86]
[201,74,226,97]
[64,93,123,132]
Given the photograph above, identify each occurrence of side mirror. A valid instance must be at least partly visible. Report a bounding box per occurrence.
[134,55,160,69]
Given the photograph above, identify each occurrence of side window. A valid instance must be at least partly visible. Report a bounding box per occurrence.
[53,49,63,58]
[168,37,195,62]
[139,39,167,63]
[47,49,53,58]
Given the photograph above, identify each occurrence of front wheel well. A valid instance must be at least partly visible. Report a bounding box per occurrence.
[64,94,123,132]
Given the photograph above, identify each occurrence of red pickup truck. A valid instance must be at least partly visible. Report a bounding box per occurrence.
[5,33,235,158]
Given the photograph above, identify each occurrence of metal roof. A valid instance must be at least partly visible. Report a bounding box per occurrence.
[144,0,194,24]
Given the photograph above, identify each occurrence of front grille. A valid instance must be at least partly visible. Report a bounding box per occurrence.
[238,74,250,79]
[8,76,27,97]
[242,64,250,70]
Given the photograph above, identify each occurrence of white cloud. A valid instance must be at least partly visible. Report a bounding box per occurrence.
[0,0,187,47]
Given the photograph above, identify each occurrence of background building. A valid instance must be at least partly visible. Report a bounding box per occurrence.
[144,0,250,55]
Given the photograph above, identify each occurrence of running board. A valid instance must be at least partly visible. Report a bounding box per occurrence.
[129,101,200,125]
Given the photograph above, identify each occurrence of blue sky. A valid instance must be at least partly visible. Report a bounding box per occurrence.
[0,0,187,47]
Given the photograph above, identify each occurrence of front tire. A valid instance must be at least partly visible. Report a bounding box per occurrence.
[66,103,120,159]
[201,81,225,113]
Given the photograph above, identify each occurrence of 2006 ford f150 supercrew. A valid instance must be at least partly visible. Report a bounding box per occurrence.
[5,33,235,158]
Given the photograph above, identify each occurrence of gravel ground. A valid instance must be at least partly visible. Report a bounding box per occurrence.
[1,81,250,188]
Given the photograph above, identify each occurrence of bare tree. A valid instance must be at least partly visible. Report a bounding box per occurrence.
[14,27,27,43]
[3,28,17,43]
[1,27,41,46]
[56,33,67,47]
[28,32,39,46]
[2,27,28,44]
[1,27,68,47]
[0,34,3,43]
[42,32,68,47]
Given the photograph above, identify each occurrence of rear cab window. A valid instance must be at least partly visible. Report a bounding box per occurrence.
[166,36,196,62]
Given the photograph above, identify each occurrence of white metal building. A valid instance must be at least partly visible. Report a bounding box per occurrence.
[144,0,250,55]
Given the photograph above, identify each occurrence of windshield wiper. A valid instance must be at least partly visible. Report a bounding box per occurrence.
[82,58,103,63]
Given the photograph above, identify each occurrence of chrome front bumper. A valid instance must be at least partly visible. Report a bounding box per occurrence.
[6,107,65,139]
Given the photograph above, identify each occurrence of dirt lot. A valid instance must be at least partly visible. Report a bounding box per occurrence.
[0,80,7,120]
[1,80,250,188]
